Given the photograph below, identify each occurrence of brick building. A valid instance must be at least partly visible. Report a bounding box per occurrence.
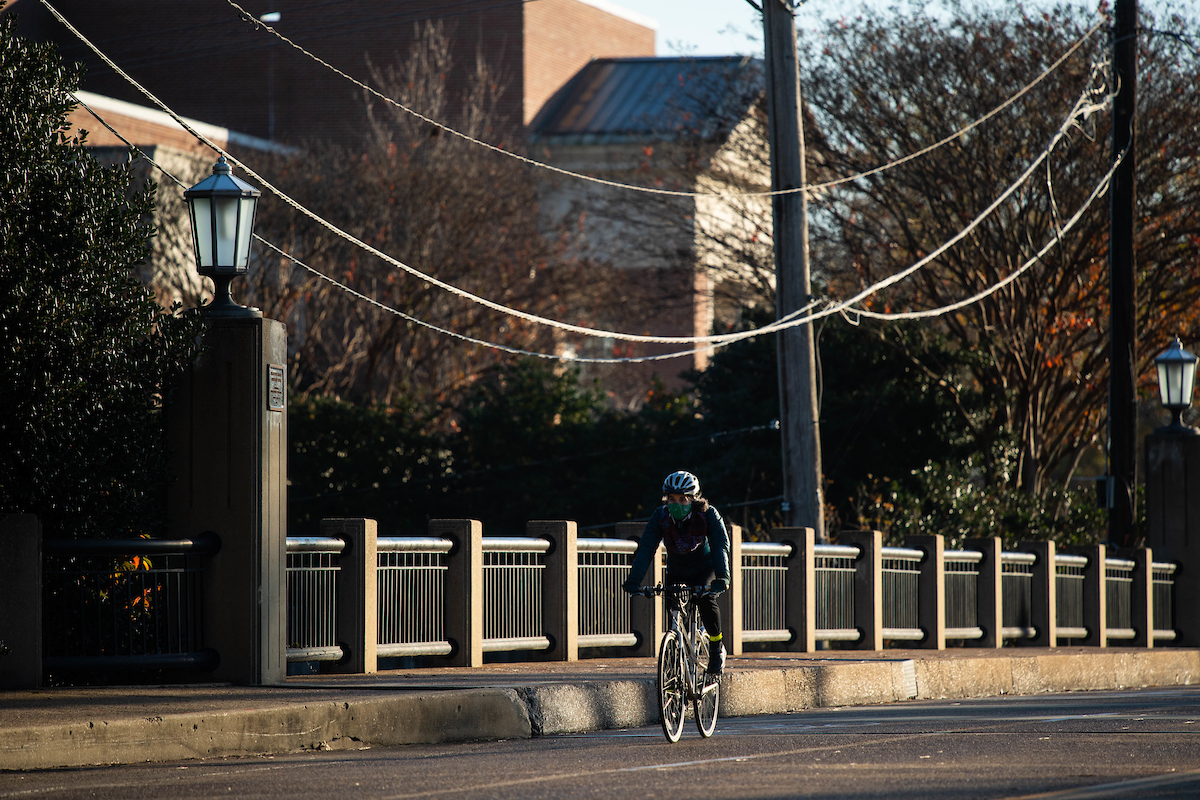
[532,56,769,405]
[9,0,654,146]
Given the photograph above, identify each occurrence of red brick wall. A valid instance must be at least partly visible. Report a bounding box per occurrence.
[10,0,651,148]
[524,0,655,125]
[11,1,526,149]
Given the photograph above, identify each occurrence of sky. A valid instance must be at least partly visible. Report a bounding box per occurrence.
[600,0,765,57]
[600,0,1182,57]
[597,0,938,57]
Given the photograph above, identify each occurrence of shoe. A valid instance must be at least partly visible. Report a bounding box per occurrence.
[707,641,726,674]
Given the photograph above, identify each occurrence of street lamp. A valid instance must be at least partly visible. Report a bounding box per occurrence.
[1154,336,1198,434]
[184,156,262,317]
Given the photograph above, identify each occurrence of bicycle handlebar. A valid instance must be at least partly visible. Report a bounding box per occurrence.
[630,583,721,598]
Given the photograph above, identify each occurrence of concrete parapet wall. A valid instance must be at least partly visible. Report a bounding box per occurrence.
[5,649,1196,770]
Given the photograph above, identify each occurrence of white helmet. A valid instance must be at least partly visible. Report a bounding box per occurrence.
[662,470,700,496]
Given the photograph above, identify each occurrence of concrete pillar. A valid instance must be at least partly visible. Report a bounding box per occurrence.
[434,519,483,667]
[776,527,816,653]
[530,520,577,662]
[721,523,743,656]
[1129,547,1155,648]
[322,518,377,674]
[1021,540,1057,648]
[1145,432,1200,646]
[965,537,1003,648]
[167,317,288,685]
[0,515,42,688]
[841,531,883,650]
[907,534,945,650]
[618,521,662,657]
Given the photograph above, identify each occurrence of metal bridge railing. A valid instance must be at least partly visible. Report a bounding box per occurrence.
[42,535,220,675]
[882,546,924,642]
[815,544,859,642]
[25,518,1185,683]
[483,537,551,654]
[1055,553,1088,641]
[1001,552,1037,641]
[377,537,453,658]
[278,520,1181,674]
[285,536,345,663]
[1153,562,1177,642]
[1105,557,1136,641]
[577,538,639,649]
[741,542,792,644]
[944,550,983,641]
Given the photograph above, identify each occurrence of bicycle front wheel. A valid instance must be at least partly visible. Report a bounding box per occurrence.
[657,631,686,743]
[695,671,720,737]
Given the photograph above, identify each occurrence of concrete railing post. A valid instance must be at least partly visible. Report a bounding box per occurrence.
[907,534,945,650]
[1022,540,1057,648]
[530,520,577,662]
[618,521,662,658]
[1129,546,1155,648]
[721,523,743,656]
[434,519,483,667]
[776,527,816,653]
[1076,544,1107,647]
[0,514,42,689]
[965,537,1003,648]
[841,531,883,650]
[166,317,288,684]
[322,518,377,674]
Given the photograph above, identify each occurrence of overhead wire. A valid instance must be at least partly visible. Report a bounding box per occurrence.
[69,93,728,364]
[48,0,1113,359]
[42,0,824,349]
[73,79,1117,368]
[218,0,1106,200]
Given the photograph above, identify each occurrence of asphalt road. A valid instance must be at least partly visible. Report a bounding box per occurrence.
[4,687,1200,799]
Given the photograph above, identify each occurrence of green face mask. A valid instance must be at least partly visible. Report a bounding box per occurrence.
[668,502,692,521]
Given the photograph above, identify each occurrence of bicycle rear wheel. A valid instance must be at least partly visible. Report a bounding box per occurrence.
[657,631,686,743]
[695,671,719,737]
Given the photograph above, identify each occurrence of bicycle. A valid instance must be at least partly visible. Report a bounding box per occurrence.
[634,584,721,742]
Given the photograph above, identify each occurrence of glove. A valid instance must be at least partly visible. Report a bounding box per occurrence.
[623,578,641,594]
[709,578,727,595]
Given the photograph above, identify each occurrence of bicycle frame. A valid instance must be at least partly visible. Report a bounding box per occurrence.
[666,585,711,701]
[639,583,720,741]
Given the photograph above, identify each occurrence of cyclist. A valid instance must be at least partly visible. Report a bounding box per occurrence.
[623,470,731,674]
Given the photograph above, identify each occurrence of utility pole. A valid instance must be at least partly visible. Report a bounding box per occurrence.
[763,0,824,537]
[1109,0,1138,547]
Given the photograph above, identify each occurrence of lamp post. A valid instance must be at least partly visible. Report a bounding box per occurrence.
[1154,337,1198,434]
[170,156,286,684]
[184,156,261,318]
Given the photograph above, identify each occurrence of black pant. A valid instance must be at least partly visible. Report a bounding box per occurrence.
[665,566,722,639]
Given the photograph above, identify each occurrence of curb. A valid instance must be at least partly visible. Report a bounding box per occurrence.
[2,650,1197,771]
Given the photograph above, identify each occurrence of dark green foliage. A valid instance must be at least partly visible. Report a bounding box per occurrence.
[0,16,200,537]
[286,360,703,537]
[853,440,1110,550]
[819,320,980,524]
[445,360,696,534]
[683,319,784,537]
[287,394,449,537]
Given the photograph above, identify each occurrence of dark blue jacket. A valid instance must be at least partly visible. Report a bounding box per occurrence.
[627,501,730,586]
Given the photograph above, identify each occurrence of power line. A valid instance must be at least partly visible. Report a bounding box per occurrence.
[52,1,1112,358]
[218,0,1105,200]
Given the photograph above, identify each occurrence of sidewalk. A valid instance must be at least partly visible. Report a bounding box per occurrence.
[1,648,1197,771]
